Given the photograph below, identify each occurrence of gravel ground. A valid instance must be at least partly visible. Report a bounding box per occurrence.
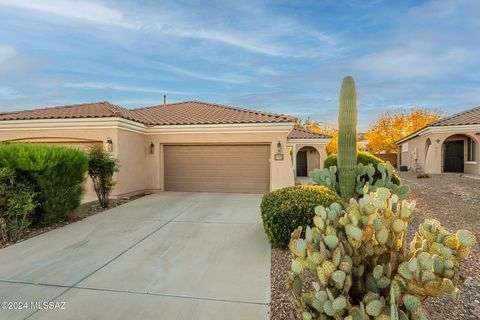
[0,194,144,250]
[270,173,480,320]
[401,173,480,320]
[271,247,298,320]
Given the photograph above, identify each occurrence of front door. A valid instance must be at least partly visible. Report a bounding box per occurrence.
[296,151,308,176]
[443,141,464,172]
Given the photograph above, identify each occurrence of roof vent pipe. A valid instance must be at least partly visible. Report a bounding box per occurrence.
[163,95,167,106]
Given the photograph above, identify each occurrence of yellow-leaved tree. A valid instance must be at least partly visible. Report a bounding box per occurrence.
[308,126,338,155]
[365,109,442,153]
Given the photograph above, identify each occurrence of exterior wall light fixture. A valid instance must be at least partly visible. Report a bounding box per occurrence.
[105,138,113,152]
[149,142,155,154]
[274,141,284,161]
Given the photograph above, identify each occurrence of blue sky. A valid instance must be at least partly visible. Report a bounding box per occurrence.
[0,0,479,130]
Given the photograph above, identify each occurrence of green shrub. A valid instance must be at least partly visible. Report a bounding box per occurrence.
[0,167,13,206]
[0,167,14,241]
[0,167,37,242]
[260,185,342,248]
[88,146,119,208]
[0,143,88,225]
[324,151,400,184]
[4,181,37,241]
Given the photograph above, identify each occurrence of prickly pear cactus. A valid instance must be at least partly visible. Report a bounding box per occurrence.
[311,162,409,199]
[288,187,476,320]
[311,166,339,194]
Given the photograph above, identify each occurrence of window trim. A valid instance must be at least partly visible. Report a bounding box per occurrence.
[467,137,477,162]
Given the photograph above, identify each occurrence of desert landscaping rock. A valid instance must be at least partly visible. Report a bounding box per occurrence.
[402,173,480,320]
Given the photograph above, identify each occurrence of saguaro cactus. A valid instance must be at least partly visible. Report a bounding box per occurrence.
[337,76,358,200]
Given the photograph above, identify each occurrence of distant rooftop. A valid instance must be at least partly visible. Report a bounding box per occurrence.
[396,106,480,144]
[288,127,331,139]
[429,106,480,127]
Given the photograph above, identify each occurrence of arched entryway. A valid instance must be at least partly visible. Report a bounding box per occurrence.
[296,146,320,176]
[442,134,478,173]
[425,138,432,162]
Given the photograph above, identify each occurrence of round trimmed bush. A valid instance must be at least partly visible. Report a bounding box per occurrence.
[324,151,400,184]
[261,185,342,248]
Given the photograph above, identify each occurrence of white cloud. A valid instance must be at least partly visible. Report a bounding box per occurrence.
[0,86,17,96]
[410,0,479,19]
[0,0,338,57]
[156,26,289,57]
[0,86,24,99]
[354,47,470,78]
[0,0,139,29]
[155,63,252,84]
[63,82,194,95]
[0,44,46,81]
[0,45,16,64]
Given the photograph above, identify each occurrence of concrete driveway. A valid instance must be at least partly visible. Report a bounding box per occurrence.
[0,192,270,320]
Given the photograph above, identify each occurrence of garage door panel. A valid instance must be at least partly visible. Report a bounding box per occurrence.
[164,145,270,193]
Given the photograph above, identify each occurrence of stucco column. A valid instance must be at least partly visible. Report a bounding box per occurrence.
[424,144,436,174]
[317,145,327,169]
[433,139,442,174]
[292,143,297,177]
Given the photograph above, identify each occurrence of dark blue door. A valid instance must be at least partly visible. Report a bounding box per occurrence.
[296,151,308,176]
[443,141,464,172]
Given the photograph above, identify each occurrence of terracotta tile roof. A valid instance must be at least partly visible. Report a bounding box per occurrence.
[0,100,297,125]
[0,102,126,121]
[395,106,480,144]
[288,127,331,139]
[129,101,296,125]
[429,106,480,126]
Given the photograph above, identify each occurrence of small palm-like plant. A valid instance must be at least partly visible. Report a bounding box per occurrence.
[88,146,119,208]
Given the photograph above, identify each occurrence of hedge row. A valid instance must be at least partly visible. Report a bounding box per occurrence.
[0,143,88,225]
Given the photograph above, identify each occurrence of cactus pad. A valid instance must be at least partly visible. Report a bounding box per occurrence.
[365,299,383,317]
[456,229,476,247]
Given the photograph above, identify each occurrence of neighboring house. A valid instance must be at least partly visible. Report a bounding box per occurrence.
[0,101,331,197]
[357,133,369,152]
[287,128,330,178]
[396,106,480,174]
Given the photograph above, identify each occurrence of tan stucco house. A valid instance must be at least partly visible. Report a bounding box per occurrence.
[287,127,330,178]
[396,106,480,175]
[0,101,331,198]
